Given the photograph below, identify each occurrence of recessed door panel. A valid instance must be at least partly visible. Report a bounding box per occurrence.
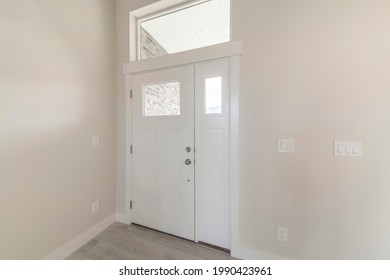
[161,128,182,214]
[133,129,157,208]
[203,128,225,224]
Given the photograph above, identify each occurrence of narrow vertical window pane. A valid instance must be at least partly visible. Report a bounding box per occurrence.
[143,82,180,116]
[205,77,222,114]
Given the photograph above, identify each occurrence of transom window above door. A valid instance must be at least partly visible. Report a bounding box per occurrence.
[134,0,230,60]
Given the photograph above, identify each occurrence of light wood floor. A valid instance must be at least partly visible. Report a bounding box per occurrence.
[66,222,234,260]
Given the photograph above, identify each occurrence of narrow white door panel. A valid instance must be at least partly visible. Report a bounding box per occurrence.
[195,59,230,249]
[132,65,194,240]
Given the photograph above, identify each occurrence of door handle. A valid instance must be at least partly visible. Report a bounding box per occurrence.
[185,159,191,165]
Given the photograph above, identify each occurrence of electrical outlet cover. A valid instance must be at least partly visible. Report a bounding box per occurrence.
[277,226,288,242]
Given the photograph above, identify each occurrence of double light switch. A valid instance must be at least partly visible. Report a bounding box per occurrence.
[278,139,295,153]
[334,141,362,157]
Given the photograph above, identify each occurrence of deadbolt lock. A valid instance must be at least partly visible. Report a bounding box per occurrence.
[185,146,191,153]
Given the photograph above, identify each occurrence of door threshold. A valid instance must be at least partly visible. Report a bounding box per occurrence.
[131,223,194,243]
[197,241,230,254]
[131,223,230,255]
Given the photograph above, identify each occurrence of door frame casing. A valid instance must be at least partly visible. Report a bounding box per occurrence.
[123,40,241,256]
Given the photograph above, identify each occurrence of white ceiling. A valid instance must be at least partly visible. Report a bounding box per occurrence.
[141,0,230,54]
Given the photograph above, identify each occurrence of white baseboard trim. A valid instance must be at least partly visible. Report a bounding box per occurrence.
[232,244,284,260]
[43,214,116,260]
[116,212,130,224]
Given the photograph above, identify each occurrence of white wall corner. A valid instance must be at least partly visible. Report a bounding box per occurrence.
[116,212,130,224]
[232,244,284,260]
[43,214,115,260]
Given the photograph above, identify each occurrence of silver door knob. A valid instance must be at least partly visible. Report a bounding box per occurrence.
[185,159,191,165]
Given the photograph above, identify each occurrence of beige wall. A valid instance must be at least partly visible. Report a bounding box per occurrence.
[116,0,390,259]
[0,0,116,259]
[233,0,390,259]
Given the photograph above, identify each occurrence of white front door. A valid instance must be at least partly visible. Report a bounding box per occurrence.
[131,65,195,240]
[130,60,231,249]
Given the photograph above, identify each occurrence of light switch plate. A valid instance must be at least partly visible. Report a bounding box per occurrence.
[91,200,99,214]
[334,141,362,157]
[92,136,100,148]
[278,139,294,153]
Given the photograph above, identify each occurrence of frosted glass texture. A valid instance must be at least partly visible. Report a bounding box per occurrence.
[143,82,180,116]
[205,77,222,114]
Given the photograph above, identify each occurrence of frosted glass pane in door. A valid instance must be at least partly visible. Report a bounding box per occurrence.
[205,77,222,114]
[143,81,180,116]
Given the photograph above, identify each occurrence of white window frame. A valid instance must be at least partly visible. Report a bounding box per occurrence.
[130,0,231,61]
